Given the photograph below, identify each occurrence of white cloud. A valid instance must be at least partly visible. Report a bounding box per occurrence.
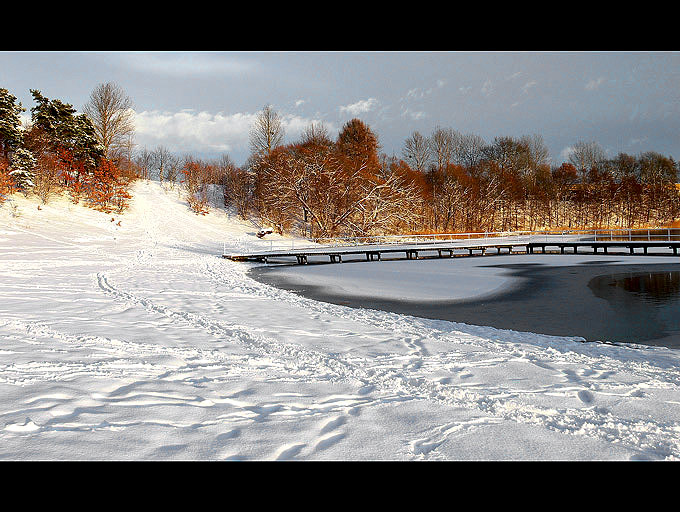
[404,80,445,102]
[294,99,306,107]
[133,109,328,155]
[401,108,427,120]
[339,97,379,116]
[585,77,606,90]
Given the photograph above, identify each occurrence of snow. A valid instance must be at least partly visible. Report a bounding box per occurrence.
[2,180,680,460]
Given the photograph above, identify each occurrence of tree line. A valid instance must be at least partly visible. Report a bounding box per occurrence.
[240,113,680,237]
[2,85,679,235]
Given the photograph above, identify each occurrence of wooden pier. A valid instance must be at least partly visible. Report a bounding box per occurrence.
[224,237,680,264]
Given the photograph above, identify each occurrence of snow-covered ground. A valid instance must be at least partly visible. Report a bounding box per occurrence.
[2,180,680,460]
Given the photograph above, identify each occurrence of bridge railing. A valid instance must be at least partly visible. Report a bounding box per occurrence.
[225,228,680,255]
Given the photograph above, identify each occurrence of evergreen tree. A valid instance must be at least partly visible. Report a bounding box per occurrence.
[29,89,104,168]
[0,88,25,160]
[9,148,36,189]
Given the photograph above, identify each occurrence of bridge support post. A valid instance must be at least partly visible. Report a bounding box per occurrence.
[296,255,308,265]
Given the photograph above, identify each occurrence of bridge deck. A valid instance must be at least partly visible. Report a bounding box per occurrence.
[224,239,680,264]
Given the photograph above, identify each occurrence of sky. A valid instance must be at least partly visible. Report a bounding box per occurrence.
[1,51,679,167]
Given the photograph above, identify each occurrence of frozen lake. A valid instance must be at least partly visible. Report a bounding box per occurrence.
[250,253,680,349]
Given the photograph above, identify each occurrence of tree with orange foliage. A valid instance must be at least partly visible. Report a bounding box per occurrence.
[86,158,128,213]
[253,121,423,238]
[0,158,16,204]
[181,158,212,215]
[335,118,380,173]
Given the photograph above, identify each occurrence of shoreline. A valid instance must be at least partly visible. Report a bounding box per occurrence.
[249,256,680,349]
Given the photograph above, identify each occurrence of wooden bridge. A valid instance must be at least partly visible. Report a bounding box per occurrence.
[223,229,680,265]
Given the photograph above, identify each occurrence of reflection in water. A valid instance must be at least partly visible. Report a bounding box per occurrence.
[589,271,680,346]
[607,272,680,303]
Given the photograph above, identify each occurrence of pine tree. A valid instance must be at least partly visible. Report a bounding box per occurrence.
[9,148,36,190]
[29,89,104,169]
[0,88,25,161]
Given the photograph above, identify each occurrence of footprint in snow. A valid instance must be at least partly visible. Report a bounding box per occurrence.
[319,416,346,435]
[410,438,444,456]
[627,389,645,398]
[274,443,306,460]
[215,429,240,442]
[577,390,594,404]
[313,432,346,452]
[358,384,375,395]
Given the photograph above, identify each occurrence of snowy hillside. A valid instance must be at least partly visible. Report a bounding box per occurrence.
[2,180,680,460]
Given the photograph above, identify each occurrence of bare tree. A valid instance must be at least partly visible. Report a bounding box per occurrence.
[569,140,606,179]
[453,133,486,168]
[402,131,431,172]
[115,132,137,174]
[249,104,285,158]
[525,134,550,168]
[152,145,175,182]
[134,147,154,180]
[219,154,252,219]
[300,122,331,146]
[429,126,455,172]
[181,156,214,214]
[32,151,60,204]
[83,82,135,161]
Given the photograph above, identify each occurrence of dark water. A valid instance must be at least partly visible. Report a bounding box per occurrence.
[588,270,680,346]
[251,261,680,349]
